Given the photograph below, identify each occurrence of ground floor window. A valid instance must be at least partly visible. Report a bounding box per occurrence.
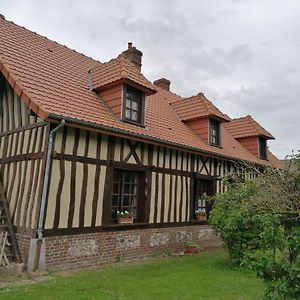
[111,170,145,222]
[194,179,215,219]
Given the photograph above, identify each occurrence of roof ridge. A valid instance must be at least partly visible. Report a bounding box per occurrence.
[0,17,102,64]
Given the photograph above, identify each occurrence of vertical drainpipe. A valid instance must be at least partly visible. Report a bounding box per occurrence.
[37,119,65,240]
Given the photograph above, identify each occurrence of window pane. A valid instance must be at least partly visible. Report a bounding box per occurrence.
[132,111,138,121]
[126,99,131,108]
[130,184,137,195]
[124,173,133,183]
[123,195,130,207]
[132,101,138,110]
[126,92,133,101]
[113,182,119,194]
[112,195,118,206]
[124,183,131,195]
[125,109,131,119]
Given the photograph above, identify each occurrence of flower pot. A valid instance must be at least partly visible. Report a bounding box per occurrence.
[186,244,198,254]
[117,217,133,224]
[196,214,207,221]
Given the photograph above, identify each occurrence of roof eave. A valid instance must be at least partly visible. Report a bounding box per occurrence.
[46,112,274,168]
[92,78,156,95]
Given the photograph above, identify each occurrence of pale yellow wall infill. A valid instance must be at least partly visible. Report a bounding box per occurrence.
[164,174,171,222]
[156,173,162,222]
[170,175,175,222]
[45,159,60,229]
[54,131,63,153]
[77,130,86,157]
[72,162,84,228]
[84,164,96,227]
[149,172,156,223]
[64,127,75,155]
[87,131,98,159]
[95,165,106,226]
[100,135,108,160]
[58,161,72,228]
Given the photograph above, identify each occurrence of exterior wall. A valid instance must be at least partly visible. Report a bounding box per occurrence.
[99,85,122,117]
[185,118,209,142]
[237,136,259,157]
[44,224,222,269]
[0,78,48,233]
[44,127,238,233]
[45,127,107,230]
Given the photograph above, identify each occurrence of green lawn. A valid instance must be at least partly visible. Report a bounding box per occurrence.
[0,250,264,300]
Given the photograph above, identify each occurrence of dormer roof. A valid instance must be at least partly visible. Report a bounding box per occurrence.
[90,54,156,95]
[225,115,275,139]
[171,93,231,122]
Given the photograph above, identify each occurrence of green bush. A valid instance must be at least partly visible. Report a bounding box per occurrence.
[210,156,300,299]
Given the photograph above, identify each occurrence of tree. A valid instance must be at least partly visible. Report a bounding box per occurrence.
[210,153,300,299]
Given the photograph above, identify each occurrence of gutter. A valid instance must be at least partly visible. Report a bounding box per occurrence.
[47,113,268,168]
[37,119,65,240]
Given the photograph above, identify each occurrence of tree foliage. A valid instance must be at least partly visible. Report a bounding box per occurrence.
[210,153,300,299]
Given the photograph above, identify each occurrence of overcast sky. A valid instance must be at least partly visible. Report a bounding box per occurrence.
[1,0,300,159]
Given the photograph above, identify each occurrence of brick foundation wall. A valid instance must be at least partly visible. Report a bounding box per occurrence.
[45,225,222,270]
[15,227,35,264]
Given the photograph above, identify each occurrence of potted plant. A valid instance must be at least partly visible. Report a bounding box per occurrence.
[185,241,198,254]
[195,208,207,221]
[117,210,133,224]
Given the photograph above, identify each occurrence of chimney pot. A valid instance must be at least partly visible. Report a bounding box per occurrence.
[128,42,132,49]
[153,78,171,91]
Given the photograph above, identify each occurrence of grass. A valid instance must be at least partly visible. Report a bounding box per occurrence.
[0,250,264,300]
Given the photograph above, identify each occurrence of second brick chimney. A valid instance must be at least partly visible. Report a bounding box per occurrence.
[153,78,171,91]
[122,42,142,72]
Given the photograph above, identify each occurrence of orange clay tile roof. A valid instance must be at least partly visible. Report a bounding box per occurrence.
[90,54,156,94]
[0,17,282,168]
[225,115,275,139]
[171,93,231,122]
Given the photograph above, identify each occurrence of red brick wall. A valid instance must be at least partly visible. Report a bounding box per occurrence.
[99,85,123,116]
[44,225,222,270]
[237,136,259,157]
[186,118,209,142]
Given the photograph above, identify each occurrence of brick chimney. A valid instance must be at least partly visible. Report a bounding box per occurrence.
[122,42,142,72]
[153,78,171,91]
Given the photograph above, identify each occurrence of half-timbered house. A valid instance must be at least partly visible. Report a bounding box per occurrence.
[0,16,283,270]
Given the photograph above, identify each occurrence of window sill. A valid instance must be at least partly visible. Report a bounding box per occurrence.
[209,143,223,149]
[103,222,148,229]
[122,118,146,128]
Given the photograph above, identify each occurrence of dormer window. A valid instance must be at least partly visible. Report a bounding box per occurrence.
[259,137,267,160]
[123,85,145,126]
[209,118,221,146]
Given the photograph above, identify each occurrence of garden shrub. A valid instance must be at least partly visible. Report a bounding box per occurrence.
[210,154,300,299]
